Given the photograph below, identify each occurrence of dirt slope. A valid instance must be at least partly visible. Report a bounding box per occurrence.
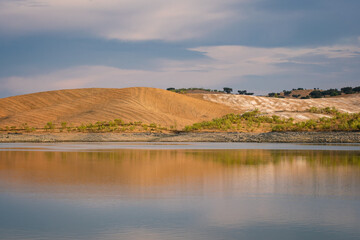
[0,88,234,128]
[189,93,360,121]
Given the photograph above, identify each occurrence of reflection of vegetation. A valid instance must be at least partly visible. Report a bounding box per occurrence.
[187,149,360,167]
[285,150,360,166]
[186,150,278,166]
[37,149,360,167]
[1,149,359,190]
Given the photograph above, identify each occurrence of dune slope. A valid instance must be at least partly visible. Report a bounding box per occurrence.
[0,87,234,128]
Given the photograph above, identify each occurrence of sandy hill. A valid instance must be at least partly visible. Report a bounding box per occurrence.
[0,87,234,128]
[1,87,359,129]
[188,93,360,121]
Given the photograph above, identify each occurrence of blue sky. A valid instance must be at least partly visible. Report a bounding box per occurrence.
[0,0,359,97]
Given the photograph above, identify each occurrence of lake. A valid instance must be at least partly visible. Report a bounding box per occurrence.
[0,143,359,240]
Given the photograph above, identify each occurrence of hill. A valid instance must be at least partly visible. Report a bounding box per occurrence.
[0,87,234,128]
[188,93,360,121]
[1,87,360,132]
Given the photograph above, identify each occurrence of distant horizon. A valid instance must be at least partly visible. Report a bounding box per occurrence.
[1,85,360,99]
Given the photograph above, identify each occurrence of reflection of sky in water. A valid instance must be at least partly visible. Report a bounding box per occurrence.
[0,146,359,240]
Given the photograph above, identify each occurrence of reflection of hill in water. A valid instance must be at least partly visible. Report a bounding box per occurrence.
[0,149,359,197]
[195,150,360,166]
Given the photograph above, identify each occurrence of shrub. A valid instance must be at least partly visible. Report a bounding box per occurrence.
[61,122,67,129]
[272,125,285,132]
[44,122,55,130]
[268,92,276,97]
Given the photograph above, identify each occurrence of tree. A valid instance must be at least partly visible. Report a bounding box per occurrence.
[223,87,233,94]
[322,88,340,97]
[341,87,353,94]
[309,90,322,98]
[238,90,247,95]
[166,87,175,91]
[283,90,292,96]
[353,86,360,92]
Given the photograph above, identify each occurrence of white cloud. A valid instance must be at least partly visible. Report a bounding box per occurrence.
[2,43,359,95]
[0,0,239,41]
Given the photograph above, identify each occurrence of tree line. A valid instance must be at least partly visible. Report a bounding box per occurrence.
[167,87,254,95]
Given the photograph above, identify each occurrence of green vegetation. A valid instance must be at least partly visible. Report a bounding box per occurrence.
[166,87,255,95]
[268,86,360,99]
[184,108,360,132]
[183,109,293,132]
[68,120,167,133]
[1,108,359,134]
[308,106,338,114]
[223,87,233,94]
[44,122,55,131]
[166,87,221,93]
[237,90,254,95]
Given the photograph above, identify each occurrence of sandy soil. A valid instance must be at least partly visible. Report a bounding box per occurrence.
[0,87,233,128]
[191,93,360,121]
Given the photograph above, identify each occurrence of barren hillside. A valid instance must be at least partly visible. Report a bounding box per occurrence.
[0,87,234,128]
[1,88,359,130]
[188,93,360,121]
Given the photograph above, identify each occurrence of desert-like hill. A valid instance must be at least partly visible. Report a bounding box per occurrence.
[0,87,234,128]
[1,87,359,130]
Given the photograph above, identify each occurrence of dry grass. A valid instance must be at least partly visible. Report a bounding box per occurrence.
[0,87,234,129]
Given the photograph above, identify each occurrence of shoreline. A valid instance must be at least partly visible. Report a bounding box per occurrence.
[1,132,360,143]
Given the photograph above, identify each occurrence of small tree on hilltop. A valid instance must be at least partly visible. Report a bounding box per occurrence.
[223,87,233,94]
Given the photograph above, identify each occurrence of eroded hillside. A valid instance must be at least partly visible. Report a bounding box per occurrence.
[188,93,360,121]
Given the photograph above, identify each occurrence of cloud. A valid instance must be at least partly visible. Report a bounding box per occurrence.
[0,35,206,78]
[1,0,360,47]
[2,43,359,96]
[204,0,360,47]
[0,0,239,41]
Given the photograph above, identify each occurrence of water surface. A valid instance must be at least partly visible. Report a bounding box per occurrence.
[0,143,359,240]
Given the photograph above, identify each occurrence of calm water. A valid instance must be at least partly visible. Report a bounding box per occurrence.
[0,143,359,240]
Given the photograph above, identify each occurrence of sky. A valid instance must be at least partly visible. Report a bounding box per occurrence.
[0,0,360,97]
